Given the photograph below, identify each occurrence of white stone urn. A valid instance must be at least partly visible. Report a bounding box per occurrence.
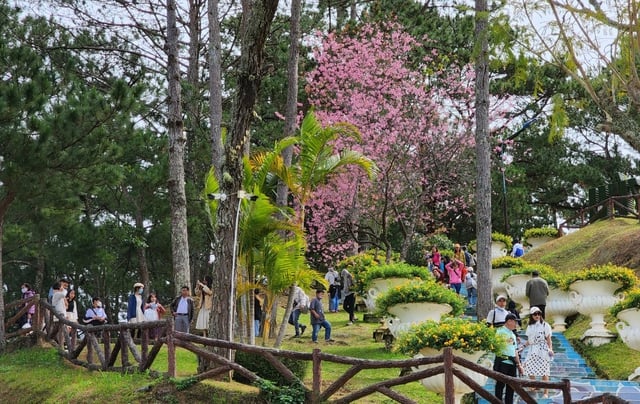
[546,287,578,332]
[616,308,640,381]
[413,348,491,404]
[364,277,412,312]
[570,280,625,344]
[491,242,508,259]
[526,236,555,251]
[491,267,511,298]
[386,302,452,338]
[504,274,532,315]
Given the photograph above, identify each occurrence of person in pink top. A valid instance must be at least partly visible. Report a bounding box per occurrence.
[445,258,465,294]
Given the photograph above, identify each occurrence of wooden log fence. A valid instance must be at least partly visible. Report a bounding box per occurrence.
[2,297,619,403]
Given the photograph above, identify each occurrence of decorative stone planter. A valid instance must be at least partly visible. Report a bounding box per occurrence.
[364,277,412,313]
[491,267,511,298]
[413,348,491,404]
[616,308,640,381]
[526,236,555,251]
[491,242,508,259]
[546,287,578,332]
[570,279,625,345]
[385,302,452,338]
[504,274,532,315]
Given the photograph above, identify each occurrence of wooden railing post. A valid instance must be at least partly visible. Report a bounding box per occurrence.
[443,348,454,404]
[311,348,322,403]
[167,318,176,377]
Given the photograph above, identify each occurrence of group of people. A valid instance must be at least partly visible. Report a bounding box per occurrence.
[490,270,551,403]
[426,244,478,307]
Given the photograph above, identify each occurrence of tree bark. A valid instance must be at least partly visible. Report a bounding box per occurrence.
[474,0,492,321]
[208,0,224,177]
[209,0,279,355]
[167,0,191,294]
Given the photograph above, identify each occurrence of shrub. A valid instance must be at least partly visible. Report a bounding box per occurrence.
[360,263,430,288]
[491,232,512,248]
[375,280,466,317]
[610,288,640,317]
[523,227,558,239]
[499,263,562,287]
[254,379,306,404]
[405,234,430,267]
[492,256,526,268]
[394,317,506,356]
[336,251,396,295]
[562,264,638,293]
[234,351,307,386]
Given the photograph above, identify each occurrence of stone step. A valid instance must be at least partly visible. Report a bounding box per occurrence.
[477,332,640,403]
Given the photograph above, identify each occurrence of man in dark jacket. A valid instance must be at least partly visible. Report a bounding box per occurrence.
[170,286,194,333]
[525,270,549,318]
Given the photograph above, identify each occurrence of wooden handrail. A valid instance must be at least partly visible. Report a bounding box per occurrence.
[4,298,607,403]
[558,194,640,234]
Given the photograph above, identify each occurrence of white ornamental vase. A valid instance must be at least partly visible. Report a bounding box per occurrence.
[364,277,412,313]
[413,348,491,404]
[490,242,508,259]
[526,236,555,251]
[616,308,640,381]
[504,274,532,315]
[491,267,510,298]
[570,280,624,337]
[546,287,578,332]
[386,302,452,338]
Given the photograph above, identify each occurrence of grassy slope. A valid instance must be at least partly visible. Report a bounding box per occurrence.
[525,218,640,379]
[2,218,640,402]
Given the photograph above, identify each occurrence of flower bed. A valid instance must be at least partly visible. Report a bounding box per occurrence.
[562,264,638,293]
[361,263,430,287]
[375,281,465,317]
[523,227,558,239]
[394,317,505,355]
[499,263,562,287]
[492,256,526,269]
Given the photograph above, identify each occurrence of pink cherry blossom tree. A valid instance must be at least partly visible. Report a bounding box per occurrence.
[305,21,512,266]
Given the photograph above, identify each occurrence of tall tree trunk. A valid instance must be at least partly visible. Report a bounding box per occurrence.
[210,0,279,357]
[474,0,492,321]
[167,0,191,295]
[208,0,223,176]
[273,0,301,349]
[0,191,17,351]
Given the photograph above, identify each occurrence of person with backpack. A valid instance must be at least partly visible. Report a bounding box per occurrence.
[511,239,525,257]
[464,268,478,307]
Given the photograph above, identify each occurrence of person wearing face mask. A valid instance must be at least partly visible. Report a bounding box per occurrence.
[20,283,36,327]
[127,282,146,338]
[84,297,108,326]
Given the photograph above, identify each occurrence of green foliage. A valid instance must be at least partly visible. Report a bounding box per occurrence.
[394,318,505,356]
[523,227,558,239]
[440,248,454,259]
[491,232,513,248]
[171,376,199,391]
[335,251,393,294]
[404,234,430,266]
[562,264,638,293]
[254,379,306,404]
[491,256,526,268]
[375,281,466,317]
[360,263,430,287]
[426,233,454,251]
[233,350,307,387]
[610,288,640,317]
[499,263,562,287]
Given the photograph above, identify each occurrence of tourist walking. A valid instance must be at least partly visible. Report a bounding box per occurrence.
[522,306,553,398]
[341,268,357,324]
[486,295,509,327]
[493,313,523,404]
[464,268,477,307]
[526,270,549,318]
[288,285,308,337]
[309,290,334,343]
[325,267,340,312]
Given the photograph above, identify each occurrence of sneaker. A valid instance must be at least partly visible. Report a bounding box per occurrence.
[325,338,335,343]
[293,334,300,338]
[347,321,353,325]
[312,340,318,344]
[300,325,306,335]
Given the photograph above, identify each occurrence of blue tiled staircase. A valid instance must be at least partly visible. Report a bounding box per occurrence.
[477,333,640,403]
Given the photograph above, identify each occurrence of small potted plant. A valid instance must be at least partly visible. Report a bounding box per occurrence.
[394,318,505,403]
[375,281,466,335]
[523,227,558,250]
